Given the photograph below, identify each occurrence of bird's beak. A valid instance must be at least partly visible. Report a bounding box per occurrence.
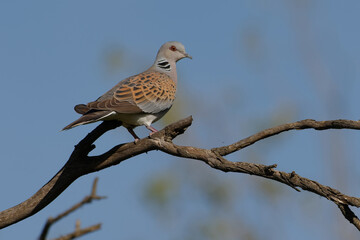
[184,53,192,59]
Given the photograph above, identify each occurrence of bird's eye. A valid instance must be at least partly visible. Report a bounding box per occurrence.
[169,45,177,51]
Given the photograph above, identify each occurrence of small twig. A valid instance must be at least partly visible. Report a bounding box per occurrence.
[264,164,277,174]
[39,178,105,240]
[75,220,81,232]
[337,204,360,231]
[50,222,101,240]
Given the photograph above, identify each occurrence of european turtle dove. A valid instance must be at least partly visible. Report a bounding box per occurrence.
[62,41,191,141]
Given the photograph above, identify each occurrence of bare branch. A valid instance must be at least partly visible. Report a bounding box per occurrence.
[212,119,360,156]
[1,116,360,231]
[39,177,105,240]
[0,117,191,229]
[155,141,360,206]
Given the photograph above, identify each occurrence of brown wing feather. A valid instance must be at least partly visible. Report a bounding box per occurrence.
[87,71,176,114]
[87,97,143,113]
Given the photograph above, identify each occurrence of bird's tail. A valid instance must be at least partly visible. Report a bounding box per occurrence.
[62,110,116,130]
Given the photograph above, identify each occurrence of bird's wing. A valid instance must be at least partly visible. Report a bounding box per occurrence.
[87,71,176,114]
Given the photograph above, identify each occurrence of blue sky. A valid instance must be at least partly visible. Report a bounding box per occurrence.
[1,0,360,239]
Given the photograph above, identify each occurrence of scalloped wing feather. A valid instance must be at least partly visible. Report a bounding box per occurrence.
[87,71,176,114]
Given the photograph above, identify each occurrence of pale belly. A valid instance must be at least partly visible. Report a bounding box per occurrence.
[102,110,168,128]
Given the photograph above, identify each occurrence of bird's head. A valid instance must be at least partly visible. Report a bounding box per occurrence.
[157,41,192,62]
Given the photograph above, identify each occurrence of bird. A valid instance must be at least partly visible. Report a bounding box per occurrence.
[62,41,191,141]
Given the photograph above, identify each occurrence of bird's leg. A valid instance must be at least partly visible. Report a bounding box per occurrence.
[127,128,140,143]
[146,125,158,136]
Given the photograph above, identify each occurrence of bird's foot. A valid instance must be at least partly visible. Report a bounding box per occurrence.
[146,126,158,136]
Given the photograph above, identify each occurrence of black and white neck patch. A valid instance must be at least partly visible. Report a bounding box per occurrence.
[157,59,171,71]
